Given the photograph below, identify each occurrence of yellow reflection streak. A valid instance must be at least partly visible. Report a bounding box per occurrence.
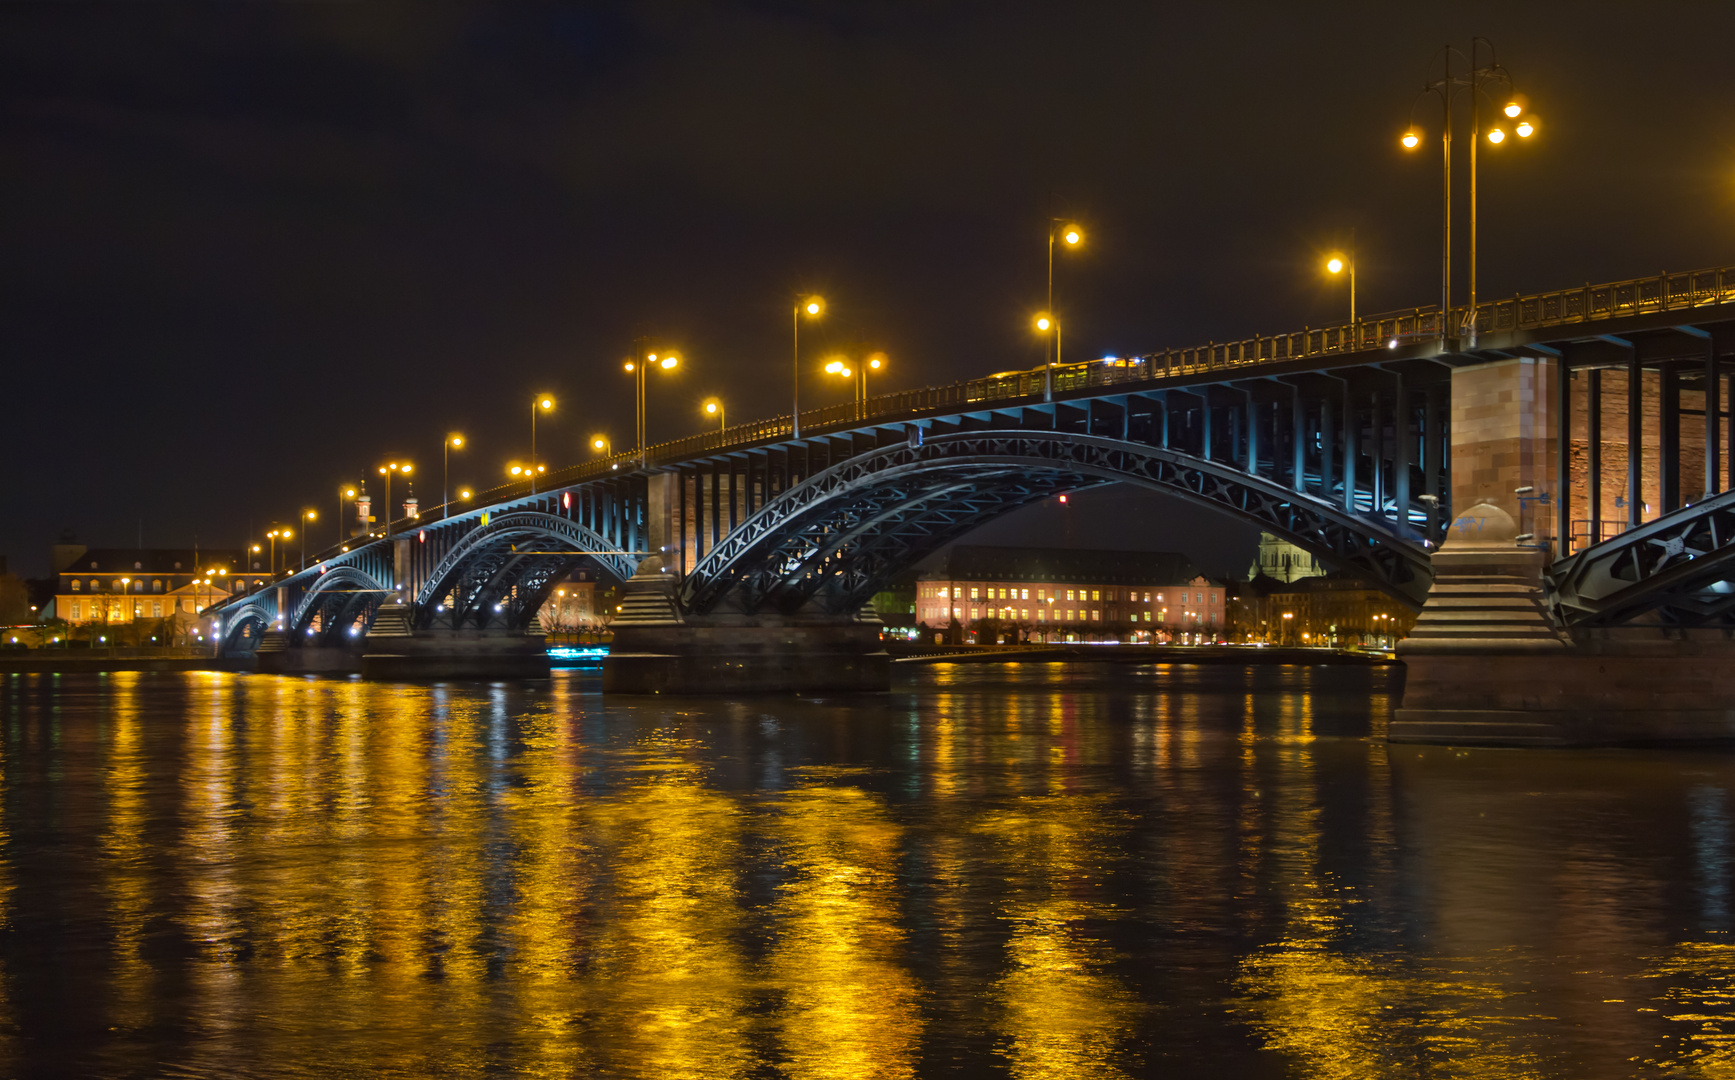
[101,672,153,1031]
[982,794,1136,1079]
[769,783,921,1079]
[577,737,752,1078]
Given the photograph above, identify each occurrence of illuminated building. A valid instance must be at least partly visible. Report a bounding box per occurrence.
[914,545,1226,643]
[49,547,251,625]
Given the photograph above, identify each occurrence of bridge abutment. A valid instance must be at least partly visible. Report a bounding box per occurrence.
[601,555,890,694]
[357,603,551,680]
[1398,358,1735,745]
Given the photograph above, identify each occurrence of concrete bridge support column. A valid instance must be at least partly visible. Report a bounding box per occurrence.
[1396,356,1735,746]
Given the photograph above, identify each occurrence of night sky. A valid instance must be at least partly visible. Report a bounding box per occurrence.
[6,2,1735,578]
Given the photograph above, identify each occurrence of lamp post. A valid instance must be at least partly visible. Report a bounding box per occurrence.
[1400,38,1536,343]
[530,397,553,494]
[265,528,290,576]
[1326,230,1356,325]
[301,510,317,571]
[377,462,411,541]
[338,485,357,546]
[623,342,679,468]
[444,433,465,518]
[590,435,611,456]
[702,398,724,432]
[1045,221,1083,401]
[793,296,824,438]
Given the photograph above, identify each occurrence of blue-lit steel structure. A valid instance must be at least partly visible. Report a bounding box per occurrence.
[209,264,1735,656]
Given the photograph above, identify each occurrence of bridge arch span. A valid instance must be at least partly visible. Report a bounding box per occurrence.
[288,564,391,646]
[680,430,1432,616]
[415,511,634,632]
[217,601,274,654]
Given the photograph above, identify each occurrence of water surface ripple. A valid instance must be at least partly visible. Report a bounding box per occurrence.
[1,663,1731,1077]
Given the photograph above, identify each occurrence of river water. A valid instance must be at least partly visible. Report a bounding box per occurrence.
[0,663,1732,1077]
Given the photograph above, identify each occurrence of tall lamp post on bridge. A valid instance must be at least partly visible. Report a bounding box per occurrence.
[702,398,724,432]
[1044,221,1083,401]
[443,433,465,518]
[823,352,886,419]
[530,397,553,494]
[337,485,357,546]
[1325,232,1356,325]
[377,462,412,541]
[793,296,824,438]
[1399,37,1538,344]
[265,527,290,577]
[300,510,317,571]
[623,343,679,468]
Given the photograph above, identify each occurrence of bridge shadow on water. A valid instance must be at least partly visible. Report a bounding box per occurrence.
[0,665,1734,1077]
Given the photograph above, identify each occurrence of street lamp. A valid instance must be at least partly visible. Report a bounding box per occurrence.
[702,398,724,432]
[1325,232,1356,324]
[265,528,291,576]
[590,435,611,456]
[338,485,357,546]
[1400,37,1537,343]
[530,397,553,494]
[444,433,465,518]
[1045,220,1083,401]
[793,295,823,438]
[377,462,411,541]
[300,510,317,571]
[623,343,679,467]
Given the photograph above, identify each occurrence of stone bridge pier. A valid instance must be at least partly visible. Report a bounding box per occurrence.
[1397,350,1735,746]
[602,473,890,694]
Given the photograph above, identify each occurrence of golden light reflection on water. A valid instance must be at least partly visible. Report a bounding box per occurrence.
[11,664,1735,1075]
[770,778,921,1079]
[980,792,1136,1079]
[576,731,753,1078]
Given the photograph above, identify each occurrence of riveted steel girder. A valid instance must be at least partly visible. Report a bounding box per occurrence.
[680,430,1432,615]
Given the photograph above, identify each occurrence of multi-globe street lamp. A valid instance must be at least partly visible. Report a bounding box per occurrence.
[377,462,411,541]
[265,527,291,576]
[623,343,678,467]
[1399,37,1537,342]
[793,296,824,438]
[824,352,886,418]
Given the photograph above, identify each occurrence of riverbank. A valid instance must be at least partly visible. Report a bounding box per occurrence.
[886,642,1396,665]
[0,652,253,674]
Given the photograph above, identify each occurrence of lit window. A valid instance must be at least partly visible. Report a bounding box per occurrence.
[1020,588,1029,600]
[1092,610,1100,620]
[1066,589,1075,601]
[1092,590,1100,601]
[1038,609,1046,621]
[70,580,80,592]
[1066,610,1074,620]
[71,602,81,620]
[971,587,979,600]
[1021,609,1029,619]
[152,579,163,592]
[151,602,162,617]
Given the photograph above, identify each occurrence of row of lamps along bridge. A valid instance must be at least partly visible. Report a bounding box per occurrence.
[248,40,1535,580]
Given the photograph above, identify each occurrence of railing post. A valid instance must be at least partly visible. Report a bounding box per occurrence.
[1708,336,1722,500]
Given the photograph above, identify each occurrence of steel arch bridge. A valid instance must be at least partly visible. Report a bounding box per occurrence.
[205,262,1735,655]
